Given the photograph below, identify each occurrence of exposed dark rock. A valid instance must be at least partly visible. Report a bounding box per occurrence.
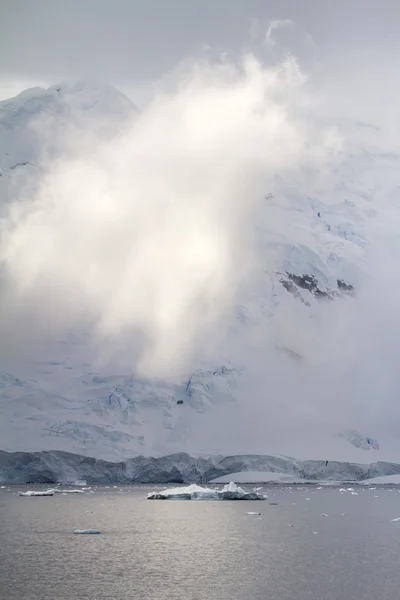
[276,346,303,361]
[280,272,354,303]
[280,279,311,306]
[286,272,331,299]
[337,279,354,293]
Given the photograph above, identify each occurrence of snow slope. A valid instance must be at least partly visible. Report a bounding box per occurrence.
[1,81,400,465]
[0,81,136,204]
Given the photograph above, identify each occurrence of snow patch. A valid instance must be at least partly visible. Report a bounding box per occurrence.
[210,471,308,484]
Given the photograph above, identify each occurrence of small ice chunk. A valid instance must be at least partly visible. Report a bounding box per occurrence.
[391,517,400,522]
[321,513,328,517]
[73,529,101,534]
[246,512,261,515]
[49,488,85,494]
[18,490,54,497]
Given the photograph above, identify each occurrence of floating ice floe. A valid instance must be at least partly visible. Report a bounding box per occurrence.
[391,517,400,522]
[246,511,261,515]
[147,481,267,500]
[50,488,85,494]
[18,490,54,497]
[73,529,101,534]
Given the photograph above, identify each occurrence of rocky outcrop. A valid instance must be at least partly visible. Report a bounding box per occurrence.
[280,272,354,303]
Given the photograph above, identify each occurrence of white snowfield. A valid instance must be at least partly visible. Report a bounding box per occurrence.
[147,481,267,500]
[1,80,400,468]
[210,471,309,484]
[361,475,400,485]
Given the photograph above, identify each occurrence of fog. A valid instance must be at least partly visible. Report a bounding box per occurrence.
[0,54,341,377]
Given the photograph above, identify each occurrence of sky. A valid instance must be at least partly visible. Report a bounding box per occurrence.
[1,0,400,127]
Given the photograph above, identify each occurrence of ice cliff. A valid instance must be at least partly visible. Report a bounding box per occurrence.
[2,449,400,485]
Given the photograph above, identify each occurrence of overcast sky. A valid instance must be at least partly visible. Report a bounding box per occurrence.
[1,0,399,126]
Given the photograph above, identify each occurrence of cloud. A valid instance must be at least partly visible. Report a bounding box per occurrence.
[264,19,317,75]
[0,53,338,378]
[265,19,295,47]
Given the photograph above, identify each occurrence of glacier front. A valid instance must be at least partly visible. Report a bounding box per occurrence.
[3,449,400,485]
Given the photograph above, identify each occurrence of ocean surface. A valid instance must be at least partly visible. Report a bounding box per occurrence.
[1,484,400,599]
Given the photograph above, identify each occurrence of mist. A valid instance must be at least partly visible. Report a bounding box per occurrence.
[1,4,400,459]
[0,54,339,377]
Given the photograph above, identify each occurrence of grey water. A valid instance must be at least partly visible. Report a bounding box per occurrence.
[1,484,400,600]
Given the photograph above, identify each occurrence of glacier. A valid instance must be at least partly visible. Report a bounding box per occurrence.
[1,78,400,475]
[3,449,400,485]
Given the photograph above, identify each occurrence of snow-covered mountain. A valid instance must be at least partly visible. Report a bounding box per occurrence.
[1,79,400,467]
[0,80,136,203]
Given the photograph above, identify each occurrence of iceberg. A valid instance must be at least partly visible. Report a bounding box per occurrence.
[18,489,54,496]
[147,481,267,500]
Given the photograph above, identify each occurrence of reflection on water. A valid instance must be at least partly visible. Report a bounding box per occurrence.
[1,485,400,600]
